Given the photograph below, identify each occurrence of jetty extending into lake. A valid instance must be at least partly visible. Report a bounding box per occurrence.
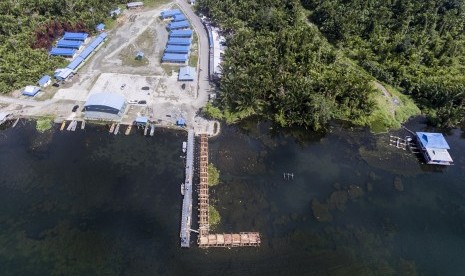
[180,129,194,247]
[197,134,260,248]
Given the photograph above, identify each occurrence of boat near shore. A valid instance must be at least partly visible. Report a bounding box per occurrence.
[182,141,187,153]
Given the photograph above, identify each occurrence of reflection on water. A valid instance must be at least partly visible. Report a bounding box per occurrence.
[0,119,465,275]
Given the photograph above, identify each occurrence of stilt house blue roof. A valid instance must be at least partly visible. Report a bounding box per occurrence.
[416,132,450,149]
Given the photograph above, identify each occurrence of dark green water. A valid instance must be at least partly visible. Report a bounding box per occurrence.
[0,119,465,275]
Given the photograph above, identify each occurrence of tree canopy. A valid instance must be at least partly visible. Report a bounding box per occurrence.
[302,0,465,127]
[197,0,376,130]
[199,0,465,129]
[0,0,121,93]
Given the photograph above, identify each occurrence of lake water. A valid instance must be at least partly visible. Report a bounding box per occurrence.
[0,119,464,275]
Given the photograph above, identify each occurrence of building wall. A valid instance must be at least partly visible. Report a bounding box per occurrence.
[84,105,120,115]
[84,111,122,121]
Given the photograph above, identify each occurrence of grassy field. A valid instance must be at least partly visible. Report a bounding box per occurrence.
[188,32,199,67]
[144,0,172,8]
[366,82,420,133]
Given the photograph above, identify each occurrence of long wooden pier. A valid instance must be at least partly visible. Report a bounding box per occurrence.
[197,134,260,248]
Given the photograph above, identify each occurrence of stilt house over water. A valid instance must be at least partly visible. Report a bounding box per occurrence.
[415,132,453,165]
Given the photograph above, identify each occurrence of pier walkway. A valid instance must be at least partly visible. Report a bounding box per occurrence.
[197,134,260,248]
[180,129,195,247]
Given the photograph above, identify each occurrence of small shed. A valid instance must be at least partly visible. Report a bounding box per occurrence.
[110,7,121,17]
[135,51,144,60]
[22,86,40,96]
[415,132,453,165]
[96,23,105,32]
[135,116,148,126]
[178,66,196,81]
[38,75,52,87]
[176,118,186,126]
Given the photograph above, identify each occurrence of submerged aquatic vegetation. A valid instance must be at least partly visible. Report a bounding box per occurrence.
[209,205,220,226]
[208,163,220,186]
[36,118,53,133]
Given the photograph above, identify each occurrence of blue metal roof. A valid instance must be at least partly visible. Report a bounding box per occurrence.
[177,118,186,125]
[79,47,94,59]
[165,45,190,54]
[160,9,182,18]
[88,36,104,49]
[172,14,186,22]
[178,66,196,81]
[96,23,105,31]
[168,21,190,30]
[54,68,74,80]
[67,56,84,70]
[49,47,76,56]
[416,132,450,149]
[170,29,192,38]
[22,86,40,96]
[85,92,126,110]
[99,32,108,39]
[167,38,191,46]
[162,53,188,62]
[63,32,88,41]
[38,75,51,86]
[56,39,82,49]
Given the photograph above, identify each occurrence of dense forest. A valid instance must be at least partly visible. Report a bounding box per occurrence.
[302,0,465,127]
[199,0,465,129]
[0,0,121,93]
[197,0,376,130]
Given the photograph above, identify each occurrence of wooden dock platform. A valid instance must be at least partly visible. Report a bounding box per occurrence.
[197,134,260,248]
[109,123,115,133]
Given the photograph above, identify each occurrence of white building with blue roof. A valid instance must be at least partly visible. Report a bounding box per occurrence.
[38,75,51,87]
[415,132,453,165]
